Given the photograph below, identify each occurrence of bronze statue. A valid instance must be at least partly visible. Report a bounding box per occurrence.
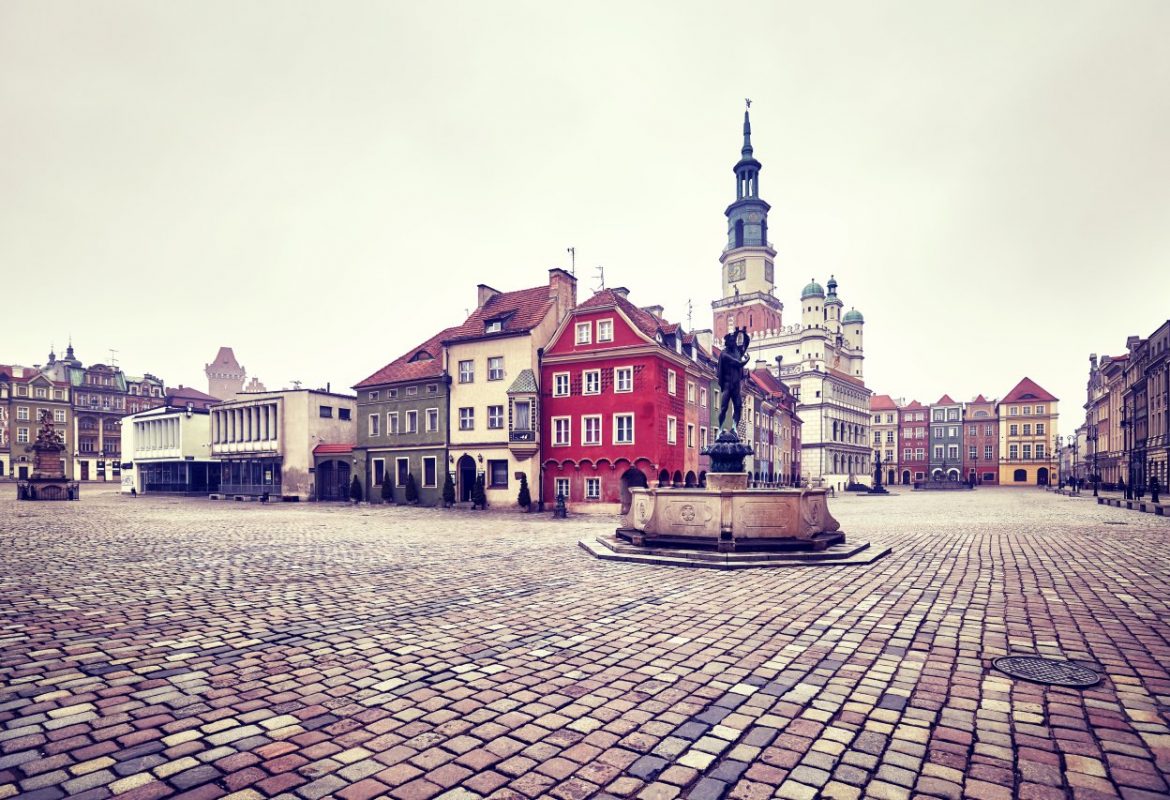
[34,409,63,448]
[717,327,751,433]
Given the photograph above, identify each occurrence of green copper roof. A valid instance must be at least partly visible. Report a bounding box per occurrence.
[843,308,864,323]
[800,280,824,299]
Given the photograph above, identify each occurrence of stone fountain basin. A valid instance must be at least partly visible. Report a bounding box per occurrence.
[620,474,842,551]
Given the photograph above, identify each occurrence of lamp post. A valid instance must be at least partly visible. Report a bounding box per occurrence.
[1070,435,1080,495]
[1055,434,1063,489]
[1120,403,1132,499]
[1088,426,1099,497]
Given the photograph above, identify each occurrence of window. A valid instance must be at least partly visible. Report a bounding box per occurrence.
[885,449,893,461]
[459,360,474,383]
[585,477,600,500]
[615,367,633,393]
[1035,444,1045,458]
[406,410,418,433]
[16,407,28,421]
[575,322,592,344]
[904,448,912,461]
[687,424,695,448]
[54,390,63,400]
[555,477,570,499]
[368,414,380,436]
[700,388,708,408]
[1035,405,1045,414]
[487,405,504,429]
[423,457,437,488]
[985,424,993,436]
[54,410,65,423]
[948,445,958,460]
[583,370,601,395]
[915,448,925,460]
[17,428,29,444]
[388,389,398,399]
[1010,407,1019,416]
[553,372,570,397]
[319,405,333,418]
[406,386,417,397]
[397,458,409,486]
[873,431,881,444]
[1023,444,1032,459]
[1009,424,1018,435]
[886,431,894,443]
[427,384,438,395]
[947,408,959,421]
[514,400,532,431]
[934,445,943,459]
[1023,424,1031,435]
[933,410,944,421]
[1009,444,1019,459]
[969,425,977,436]
[582,415,601,445]
[666,416,677,444]
[933,426,943,438]
[969,446,977,459]
[687,382,696,403]
[614,414,634,444]
[1036,423,1045,435]
[553,417,571,446]
[388,412,399,434]
[459,408,474,430]
[35,387,46,398]
[488,460,509,488]
[597,319,613,342]
[339,408,351,421]
[667,371,677,395]
[948,427,958,438]
[874,414,882,424]
[985,445,993,460]
[488,357,504,381]
[485,320,503,334]
[426,408,438,432]
[1023,406,1032,415]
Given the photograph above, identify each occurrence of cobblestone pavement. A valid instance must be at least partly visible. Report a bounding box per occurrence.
[2,487,1169,800]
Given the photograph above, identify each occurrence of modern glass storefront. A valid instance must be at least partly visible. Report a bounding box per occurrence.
[219,457,282,496]
[139,461,221,494]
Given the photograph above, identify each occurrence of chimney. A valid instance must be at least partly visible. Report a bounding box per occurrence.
[612,286,630,300]
[1089,353,1098,370]
[693,328,714,353]
[641,304,665,318]
[477,284,501,309]
[1126,335,1141,352]
[754,359,767,371]
[548,268,577,319]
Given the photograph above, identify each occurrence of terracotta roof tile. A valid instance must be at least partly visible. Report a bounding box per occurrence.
[442,285,555,345]
[353,328,452,389]
[869,394,898,411]
[827,367,868,388]
[1002,377,1057,403]
[578,289,664,339]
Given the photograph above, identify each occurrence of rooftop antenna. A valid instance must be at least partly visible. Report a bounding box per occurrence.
[594,265,605,291]
[108,348,119,367]
[290,379,302,390]
[687,299,693,330]
[567,247,576,276]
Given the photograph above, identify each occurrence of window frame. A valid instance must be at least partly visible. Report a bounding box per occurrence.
[614,413,635,445]
[575,321,592,345]
[614,366,633,393]
[582,369,601,396]
[458,360,475,384]
[597,318,613,342]
[458,407,475,431]
[487,356,505,381]
[552,372,570,397]
[582,414,602,446]
[552,416,572,446]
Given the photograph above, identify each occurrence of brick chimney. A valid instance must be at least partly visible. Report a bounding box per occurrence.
[547,268,577,320]
[641,304,664,318]
[477,284,501,309]
[611,286,630,300]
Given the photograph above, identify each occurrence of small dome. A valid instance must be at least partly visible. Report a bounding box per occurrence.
[843,308,864,324]
[801,279,825,299]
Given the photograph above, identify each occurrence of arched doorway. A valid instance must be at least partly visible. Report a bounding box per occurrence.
[901,470,910,485]
[618,467,648,515]
[658,469,670,487]
[317,460,350,500]
[457,455,476,502]
[672,470,683,487]
[947,469,959,482]
[932,469,943,481]
[1037,467,1049,486]
[887,469,895,486]
[684,471,697,488]
[1014,468,1027,483]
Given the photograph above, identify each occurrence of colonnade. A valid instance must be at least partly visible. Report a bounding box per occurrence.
[135,417,180,451]
[212,403,279,445]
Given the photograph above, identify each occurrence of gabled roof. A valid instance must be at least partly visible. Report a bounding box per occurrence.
[506,369,538,394]
[442,285,555,345]
[972,394,987,403]
[751,369,789,397]
[901,400,924,410]
[1002,377,1057,403]
[577,289,666,339]
[869,394,898,411]
[934,394,957,405]
[354,328,453,389]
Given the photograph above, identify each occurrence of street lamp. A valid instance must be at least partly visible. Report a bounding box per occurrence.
[1055,434,1063,489]
[1087,426,1099,497]
[1070,436,1080,495]
[1120,403,1132,499]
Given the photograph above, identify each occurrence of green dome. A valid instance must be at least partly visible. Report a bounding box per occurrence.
[800,280,825,299]
[843,308,864,323]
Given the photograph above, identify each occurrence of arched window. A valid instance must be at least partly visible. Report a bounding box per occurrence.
[735,219,744,248]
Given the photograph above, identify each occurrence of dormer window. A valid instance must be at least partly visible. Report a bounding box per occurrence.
[485,320,503,334]
[408,350,433,363]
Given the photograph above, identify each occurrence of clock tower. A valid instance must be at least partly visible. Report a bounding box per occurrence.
[712,103,783,337]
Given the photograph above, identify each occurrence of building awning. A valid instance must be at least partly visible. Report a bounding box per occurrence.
[313,443,354,455]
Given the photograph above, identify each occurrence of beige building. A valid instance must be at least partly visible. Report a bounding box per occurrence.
[446,269,576,506]
[998,377,1059,486]
[209,389,355,500]
[123,405,218,494]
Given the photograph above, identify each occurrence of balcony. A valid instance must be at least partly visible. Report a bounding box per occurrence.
[508,428,538,458]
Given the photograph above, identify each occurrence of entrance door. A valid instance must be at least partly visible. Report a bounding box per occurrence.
[80,461,89,481]
[458,455,476,502]
[1037,467,1049,486]
[901,470,910,485]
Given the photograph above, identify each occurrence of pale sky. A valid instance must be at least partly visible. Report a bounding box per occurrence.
[3,1,1168,430]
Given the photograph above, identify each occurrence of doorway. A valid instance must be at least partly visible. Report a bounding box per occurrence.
[619,467,648,514]
[458,455,476,502]
[80,461,89,481]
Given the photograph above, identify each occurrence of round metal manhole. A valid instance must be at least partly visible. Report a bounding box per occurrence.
[993,656,1101,688]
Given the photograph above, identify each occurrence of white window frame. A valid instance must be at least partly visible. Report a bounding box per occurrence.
[701,426,708,448]
[575,321,592,345]
[372,457,386,486]
[422,456,438,488]
[458,360,474,383]
[597,318,613,342]
[368,413,380,436]
[426,408,439,432]
[614,413,634,445]
[405,409,418,433]
[667,370,677,395]
[16,406,28,421]
[687,423,695,448]
[614,366,633,393]
[54,410,66,423]
[396,457,409,487]
[700,388,708,408]
[459,407,474,430]
[552,416,571,446]
[585,477,601,500]
[666,416,677,445]
[582,415,601,446]
[368,391,379,401]
[388,412,399,434]
[487,405,504,429]
[582,369,601,395]
[488,356,505,381]
[554,477,570,499]
[687,382,695,403]
[553,372,570,397]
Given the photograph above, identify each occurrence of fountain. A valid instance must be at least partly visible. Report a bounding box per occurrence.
[17,410,80,501]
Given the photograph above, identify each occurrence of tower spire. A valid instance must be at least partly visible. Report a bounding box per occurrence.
[742,100,754,159]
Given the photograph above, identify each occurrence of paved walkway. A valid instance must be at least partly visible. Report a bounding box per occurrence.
[1,487,1169,800]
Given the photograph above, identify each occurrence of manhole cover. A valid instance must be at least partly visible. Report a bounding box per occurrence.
[993,656,1101,687]
[1104,521,1127,525]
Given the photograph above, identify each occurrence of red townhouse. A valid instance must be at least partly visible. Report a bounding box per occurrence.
[963,394,999,484]
[898,400,928,484]
[541,288,714,512]
[750,364,803,486]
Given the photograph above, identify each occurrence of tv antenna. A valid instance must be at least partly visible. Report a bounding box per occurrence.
[687,299,693,330]
[108,348,119,367]
[290,379,302,390]
[567,246,576,276]
[594,265,605,291]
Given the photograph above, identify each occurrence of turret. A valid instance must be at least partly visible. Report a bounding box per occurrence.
[843,307,864,350]
[824,274,842,333]
[800,279,825,329]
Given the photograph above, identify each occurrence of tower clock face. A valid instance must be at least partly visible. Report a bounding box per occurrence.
[764,261,774,283]
[728,260,746,282]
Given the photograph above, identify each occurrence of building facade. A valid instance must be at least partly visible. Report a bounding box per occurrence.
[998,378,1058,486]
[209,389,355,500]
[542,288,716,512]
[929,395,963,480]
[897,401,927,485]
[869,394,899,485]
[4,368,72,480]
[707,108,871,488]
[352,330,451,506]
[123,405,219,494]
[963,395,999,485]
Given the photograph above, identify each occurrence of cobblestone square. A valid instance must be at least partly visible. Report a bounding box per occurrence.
[2,488,1169,800]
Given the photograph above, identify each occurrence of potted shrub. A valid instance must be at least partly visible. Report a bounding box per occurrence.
[380,475,394,504]
[517,473,531,511]
[442,473,455,508]
[405,473,419,504]
[349,475,363,503]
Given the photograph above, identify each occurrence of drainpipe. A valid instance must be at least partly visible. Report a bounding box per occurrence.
[536,347,545,512]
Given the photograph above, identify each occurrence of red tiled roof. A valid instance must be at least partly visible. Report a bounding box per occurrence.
[972,394,987,403]
[353,328,452,389]
[578,289,665,339]
[441,285,555,345]
[935,394,957,405]
[1002,377,1057,403]
[751,369,789,397]
[167,386,219,403]
[901,400,924,410]
[827,367,867,388]
[313,443,354,455]
[869,394,898,411]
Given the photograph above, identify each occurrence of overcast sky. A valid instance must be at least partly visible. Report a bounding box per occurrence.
[3,1,1168,428]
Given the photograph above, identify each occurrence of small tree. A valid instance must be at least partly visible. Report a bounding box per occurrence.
[442,472,455,508]
[380,475,394,504]
[472,473,487,510]
[517,473,531,511]
[349,475,363,503]
[405,473,419,504]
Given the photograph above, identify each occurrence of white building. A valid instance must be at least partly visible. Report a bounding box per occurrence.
[122,405,217,494]
[709,107,871,488]
[209,389,355,501]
